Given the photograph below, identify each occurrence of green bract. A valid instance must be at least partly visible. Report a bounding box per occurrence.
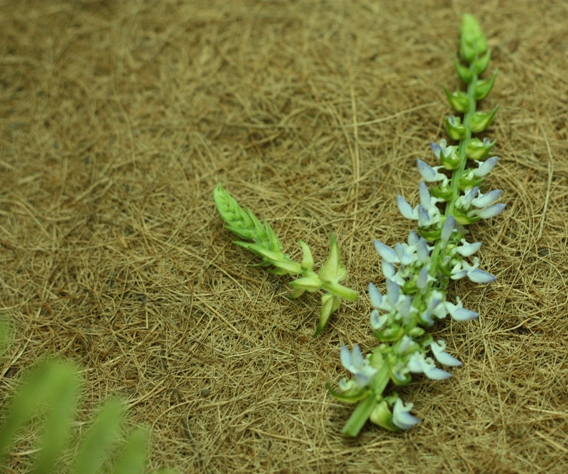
[330,15,504,436]
[213,184,358,335]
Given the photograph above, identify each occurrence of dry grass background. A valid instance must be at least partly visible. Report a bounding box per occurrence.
[1,0,567,472]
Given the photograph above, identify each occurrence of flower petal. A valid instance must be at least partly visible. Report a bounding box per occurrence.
[456,240,482,257]
[397,195,416,220]
[473,189,502,208]
[374,240,398,263]
[419,181,432,209]
[368,283,383,308]
[475,156,498,177]
[417,159,437,182]
[340,345,351,369]
[441,215,455,243]
[468,269,496,283]
[478,203,506,219]
[418,205,431,227]
[430,340,462,367]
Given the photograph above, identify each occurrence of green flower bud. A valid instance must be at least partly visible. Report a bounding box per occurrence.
[473,49,492,75]
[458,175,484,190]
[454,53,473,84]
[469,106,499,133]
[474,70,497,100]
[314,293,341,336]
[234,241,282,262]
[375,324,404,342]
[430,185,454,201]
[271,259,303,275]
[370,400,399,431]
[465,138,496,160]
[408,327,425,338]
[318,235,347,283]
[327,382,370,404]
[445,116,466,140]
[298,240,314,271]
[460,14,488,60]
[452,208,480,225]
[439,150,460,170]
[444,87,470,113]
[418,227,442,242]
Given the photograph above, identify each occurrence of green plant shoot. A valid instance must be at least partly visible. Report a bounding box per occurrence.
[213,184,358,335]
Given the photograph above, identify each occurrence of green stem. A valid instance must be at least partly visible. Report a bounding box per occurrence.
[341,393,377,437]
[341,362,390,437]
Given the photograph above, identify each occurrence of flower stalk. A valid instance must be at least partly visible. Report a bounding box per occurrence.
[213,184,358,335]
[330,14,504,435]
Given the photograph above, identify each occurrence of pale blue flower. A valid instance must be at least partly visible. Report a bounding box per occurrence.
[406,352,452,380]
[445,297,479,321]
[459,186,479,209]
[397,195,417,220]
[429,340,462,366]
[397,191,441,227]
[374,240,398,263]
[416,238,431,263]
[472,189,502,208]
[431,139,458,161]
[381,261,405,286]
[416,266,432,291]
[478,203,506,219]
[474,156,498,177]
[370,310,389,331]
[392,399,420,430]
[416,159,449,186]
[368,282,383,308]
[441,215,455,243]
[454,239,482,257]
[340,345,377,387]
[450,257,496,283]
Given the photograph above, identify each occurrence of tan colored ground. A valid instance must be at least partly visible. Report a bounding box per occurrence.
[1,0,567,472]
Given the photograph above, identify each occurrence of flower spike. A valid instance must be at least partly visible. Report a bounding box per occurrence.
[330,15,504,435]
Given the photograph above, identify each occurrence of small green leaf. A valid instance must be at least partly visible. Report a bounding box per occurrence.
[313,293,335,336]
[290,275,322,292]
[72,398,125,474]
[326,382,370,404]
[112,428,149,474]
[298,240,314,271]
